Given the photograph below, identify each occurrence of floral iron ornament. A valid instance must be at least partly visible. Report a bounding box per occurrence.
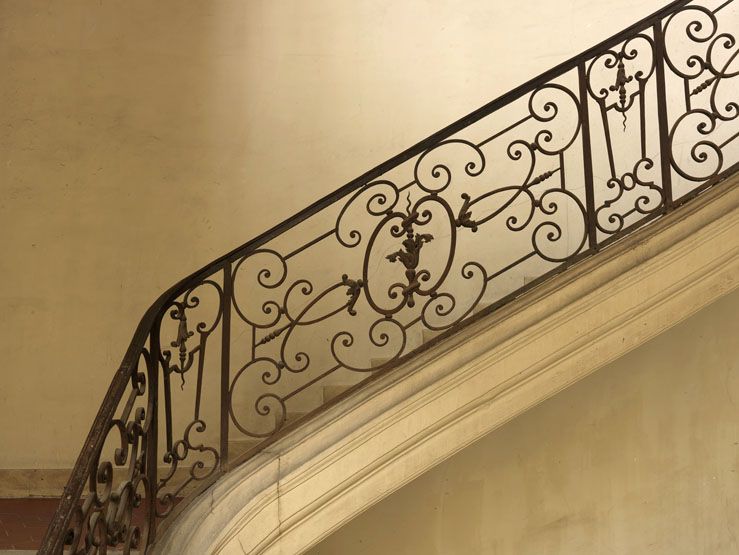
[385,196,434,309]
[610,53,635,115]
[169,301,194,370]
[341,274,364,315]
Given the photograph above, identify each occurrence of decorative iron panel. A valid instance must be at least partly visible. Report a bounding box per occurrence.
[40,1,738,552]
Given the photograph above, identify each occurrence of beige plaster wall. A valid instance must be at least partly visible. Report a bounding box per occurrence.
[0,0,671,469]
[309,289,739,555]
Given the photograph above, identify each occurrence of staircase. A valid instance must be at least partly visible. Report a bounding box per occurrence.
[40,1,738,553]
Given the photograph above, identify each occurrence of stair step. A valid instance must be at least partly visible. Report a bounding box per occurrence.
[275,411,308,429]
[228,438,263,454]
[163,438,263,495]
[419,303,492,344]
[323,384,353,404]
[473,301,491,316]
[371,357,392,369]
[422,329,441,343]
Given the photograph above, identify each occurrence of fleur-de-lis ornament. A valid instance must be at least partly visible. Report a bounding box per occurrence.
[609,54,634,130]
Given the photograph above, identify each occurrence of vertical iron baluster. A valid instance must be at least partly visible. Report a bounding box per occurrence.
[220,261,233,469]
[146,326,161,547]
[653,20,675,210]
[578,62,599,252]
[162,357,173,454]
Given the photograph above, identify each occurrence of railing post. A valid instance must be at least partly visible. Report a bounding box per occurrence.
[578,62,599,252]
[220,261,233,469]
[653,20,675,210]
[146,326,160,547]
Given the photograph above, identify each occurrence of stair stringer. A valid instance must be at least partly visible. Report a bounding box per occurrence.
[152,177,739,555]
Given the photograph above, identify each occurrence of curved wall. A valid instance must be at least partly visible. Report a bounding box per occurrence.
[310,289,739,555]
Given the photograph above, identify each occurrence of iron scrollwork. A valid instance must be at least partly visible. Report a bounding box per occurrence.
[664,2,738,184]
[42,2,738,553]
[62,348,155,554]
[156,280,224,518]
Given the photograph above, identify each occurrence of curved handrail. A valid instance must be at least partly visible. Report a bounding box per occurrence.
[40,0,738,552]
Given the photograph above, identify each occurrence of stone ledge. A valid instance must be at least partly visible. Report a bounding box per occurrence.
[0,470,70,499]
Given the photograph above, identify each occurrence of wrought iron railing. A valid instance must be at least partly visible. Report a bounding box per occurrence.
[41,1,738,552]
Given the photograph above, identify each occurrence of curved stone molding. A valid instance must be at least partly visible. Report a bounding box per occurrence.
[153,175,739,555]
